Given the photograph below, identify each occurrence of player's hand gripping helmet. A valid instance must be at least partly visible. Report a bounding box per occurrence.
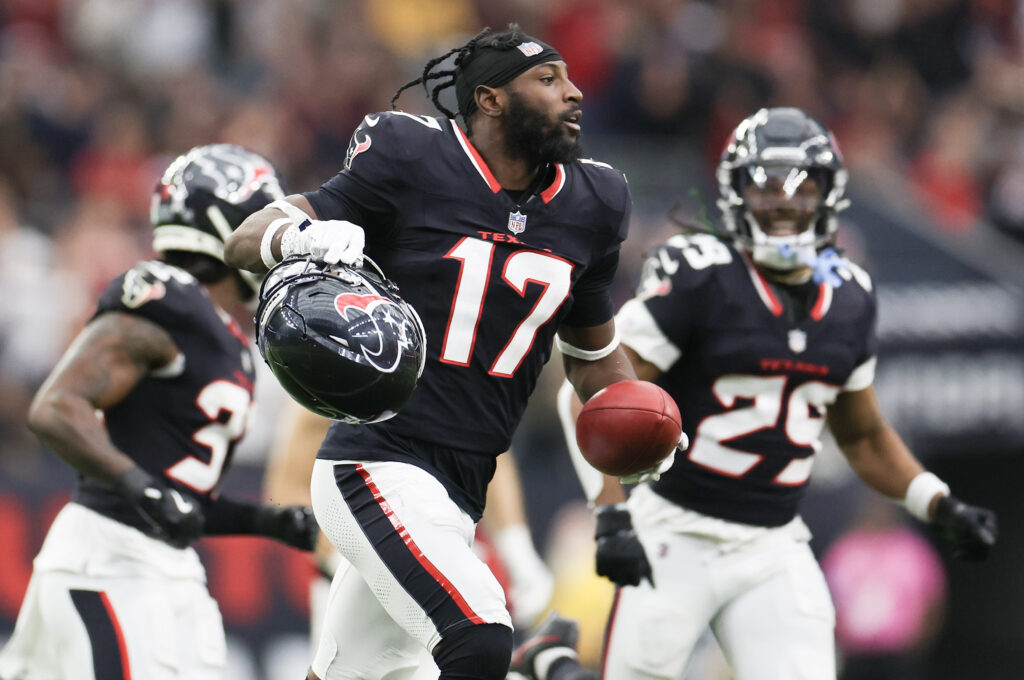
[152,143,285,292]
[717,107,849,271]
[255,257,427,424]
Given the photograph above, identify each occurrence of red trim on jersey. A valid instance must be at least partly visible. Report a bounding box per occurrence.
[99,592,133,680]
[452,123,501,193]
[742,254,784,316]
[601,588,623,678]
[810,282,832,321]
[540,164,566,203]
[355,464,485,624]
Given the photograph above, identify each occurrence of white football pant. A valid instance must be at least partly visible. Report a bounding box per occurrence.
[0,503,225,680]
[309,459,511,680]
[602,485,836,680]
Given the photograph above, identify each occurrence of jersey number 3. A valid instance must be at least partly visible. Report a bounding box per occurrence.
[167,380,250,492]
[441,237,572,377]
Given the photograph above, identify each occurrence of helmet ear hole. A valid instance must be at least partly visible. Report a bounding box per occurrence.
[255,258,427,424]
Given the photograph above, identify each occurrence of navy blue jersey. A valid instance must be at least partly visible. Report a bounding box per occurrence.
[616,234,877,526]
[305,111,630,518]
[74,261,256,532]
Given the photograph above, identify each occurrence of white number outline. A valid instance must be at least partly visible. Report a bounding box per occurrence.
[166,379,251,492]
[687,374,839,486]
[441,237,574,377]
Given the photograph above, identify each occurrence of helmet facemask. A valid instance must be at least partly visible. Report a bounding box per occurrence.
[717,108,849,272]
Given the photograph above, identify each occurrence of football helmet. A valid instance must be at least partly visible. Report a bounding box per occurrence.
[255,257,427,424]
[151,144,285,291]
[717,107,849,271]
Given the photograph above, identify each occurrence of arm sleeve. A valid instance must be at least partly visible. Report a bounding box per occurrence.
[843,269,879,392]
[561,166,632,328]
[562,249,618,328]
[622,241,703,358]
[202,495,262,535]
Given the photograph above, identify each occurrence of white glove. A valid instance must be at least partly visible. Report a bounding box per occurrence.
[620,431,688,485]
[280,219,365,266]
[492,524,554,628]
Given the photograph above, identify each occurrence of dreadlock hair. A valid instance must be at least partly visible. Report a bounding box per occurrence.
[390,24,529,131]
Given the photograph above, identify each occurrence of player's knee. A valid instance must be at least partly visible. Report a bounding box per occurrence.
[433,622,513,680]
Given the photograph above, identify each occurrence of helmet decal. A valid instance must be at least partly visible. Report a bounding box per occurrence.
[333,293,421,373]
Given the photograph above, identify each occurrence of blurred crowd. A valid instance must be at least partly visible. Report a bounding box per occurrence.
[1,0,1023,475]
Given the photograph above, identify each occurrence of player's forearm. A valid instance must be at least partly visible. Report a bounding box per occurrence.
[839,424,924,501]
[563,346,636,402]
[223,195,316,273]
[27,389,135,484]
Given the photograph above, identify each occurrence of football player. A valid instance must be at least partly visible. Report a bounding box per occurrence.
[509,108,999,680]
[225,24,665,680]
[0,145,319,680]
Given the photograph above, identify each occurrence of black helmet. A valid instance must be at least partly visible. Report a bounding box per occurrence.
[255,257,427,423]
[716,107,849,270]
[151,144,285,292]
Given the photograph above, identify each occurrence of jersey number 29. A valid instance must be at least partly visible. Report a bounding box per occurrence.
[689,375,840,485]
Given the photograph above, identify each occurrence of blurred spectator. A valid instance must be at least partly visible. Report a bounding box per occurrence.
[908,92,991,231]
[0,178,79,457]
[822,495,947,680]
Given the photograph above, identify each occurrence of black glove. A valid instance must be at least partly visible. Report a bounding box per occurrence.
[594,504,654,587]
[255,505,319,551]
[932,495,998,562]
[114,466,204,548]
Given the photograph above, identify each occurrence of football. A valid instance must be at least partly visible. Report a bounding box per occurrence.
[576,380,682,477]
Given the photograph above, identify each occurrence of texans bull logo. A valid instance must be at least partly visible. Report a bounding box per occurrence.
[333,292,418,373]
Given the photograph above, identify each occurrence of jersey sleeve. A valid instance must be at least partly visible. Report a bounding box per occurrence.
[841,263,879,392]
[616,235,715,372]
[93,262,196,330]
[304,112,441,247]
[562,249,618,327]
[561,164,632,328]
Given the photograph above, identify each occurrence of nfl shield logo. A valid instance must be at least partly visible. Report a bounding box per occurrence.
[788,329,807,354]
[508,211,527,234]
[517,42,543,56]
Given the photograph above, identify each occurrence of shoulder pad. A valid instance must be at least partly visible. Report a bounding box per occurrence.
[97,261,200,323]
[344,111,447,171]
[578,157,627,183]
[635,234,733,300]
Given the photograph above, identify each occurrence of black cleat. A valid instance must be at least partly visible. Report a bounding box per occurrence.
[509,612,579,680]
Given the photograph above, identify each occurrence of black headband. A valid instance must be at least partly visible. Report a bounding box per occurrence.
[455,36,563,118]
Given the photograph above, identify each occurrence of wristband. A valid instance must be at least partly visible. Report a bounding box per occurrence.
[904,471,950,522]
[260,217,291,269]
[555,328,620,361]
[266,199,313,223]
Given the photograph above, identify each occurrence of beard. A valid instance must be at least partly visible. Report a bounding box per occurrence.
[501,90,583,167]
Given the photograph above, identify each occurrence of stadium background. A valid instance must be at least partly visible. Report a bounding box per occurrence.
[0,0,1021,678]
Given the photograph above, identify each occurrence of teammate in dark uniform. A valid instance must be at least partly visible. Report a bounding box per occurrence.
[509,109,998,680]
[0,145,318,680]
[224,25,662,680]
